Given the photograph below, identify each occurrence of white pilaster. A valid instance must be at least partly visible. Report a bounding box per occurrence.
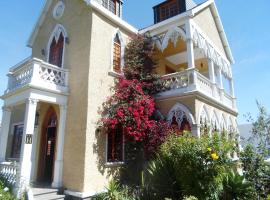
[19,98,38,188]
[217,67,223,89]
[185,20,195,69]
[52,104,67,188]
[208,59,216,84]
[229,78,235,97]
[186,39,195,69]
[192,124,201,138]
[0,106,12,161]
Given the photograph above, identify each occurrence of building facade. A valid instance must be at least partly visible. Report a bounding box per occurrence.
[0,0,238,199]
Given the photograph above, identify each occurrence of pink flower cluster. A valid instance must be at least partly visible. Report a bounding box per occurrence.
[102,79,156,141]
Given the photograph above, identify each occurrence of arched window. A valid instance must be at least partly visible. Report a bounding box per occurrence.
[49,32,64,67]
[113,34,121,73]
[107,125,124,163]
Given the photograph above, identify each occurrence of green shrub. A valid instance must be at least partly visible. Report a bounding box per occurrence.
[222,170,256,200]
[93,180,135,200]
[144,132,234,200]
[0,177,16,200]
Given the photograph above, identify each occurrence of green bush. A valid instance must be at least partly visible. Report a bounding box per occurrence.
[144,132,234,200]
[0,177,16,200]
[93,180,135,200]
[222,170,256,200]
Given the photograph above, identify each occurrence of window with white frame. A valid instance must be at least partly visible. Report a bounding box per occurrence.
[107,125,124,163]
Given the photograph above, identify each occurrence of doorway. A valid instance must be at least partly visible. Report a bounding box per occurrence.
[37,107,57,184]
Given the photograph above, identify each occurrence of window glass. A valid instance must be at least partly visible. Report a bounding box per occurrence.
[11,124,24,159]
[107,126,124,163]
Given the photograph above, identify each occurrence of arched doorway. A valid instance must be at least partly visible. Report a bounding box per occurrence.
[37,107,58,183]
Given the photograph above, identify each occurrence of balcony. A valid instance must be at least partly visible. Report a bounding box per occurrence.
[4,58,69,96]
[157,68,236,111]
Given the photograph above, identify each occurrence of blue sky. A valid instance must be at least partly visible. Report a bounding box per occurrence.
[0,0,269,124]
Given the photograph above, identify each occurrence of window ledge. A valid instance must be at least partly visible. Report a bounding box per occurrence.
[105,162,125,167]
[108,71,124,78]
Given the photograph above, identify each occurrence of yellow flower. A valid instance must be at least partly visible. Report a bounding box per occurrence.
[207,147,212,152]
[211,153,219,160]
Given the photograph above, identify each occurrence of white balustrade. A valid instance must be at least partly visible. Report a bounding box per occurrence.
[5,58,69,94]
[160,71,189,91]
[0,162,19,186]
[158,68,235,110]
[196,73,213,96]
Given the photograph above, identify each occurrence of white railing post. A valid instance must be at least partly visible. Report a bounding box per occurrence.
[52,104,67,188]
[30,61,41,84]
[0,106,12,162]
[65,70,69,87]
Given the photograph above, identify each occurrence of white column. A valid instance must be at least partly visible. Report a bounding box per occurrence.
[19,98,37,188]
[0,106,12,161]
[185,20,195,69]
[217,67,224,89]
[192,124,201,138]
[186,39,195,69]
[229,78,235,97]
[52,104,67,188]
[208,59,216,84]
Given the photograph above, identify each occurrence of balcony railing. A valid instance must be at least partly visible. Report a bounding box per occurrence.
[0,162,19,187]
[5,58,69,95]
[157,68,236,110]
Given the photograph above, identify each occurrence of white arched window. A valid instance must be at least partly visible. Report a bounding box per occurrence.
[47,24,67,68]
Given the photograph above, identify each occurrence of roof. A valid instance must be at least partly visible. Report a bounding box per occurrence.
[189,0,234,64]
[27,0,234,64]
[27,0,137,47]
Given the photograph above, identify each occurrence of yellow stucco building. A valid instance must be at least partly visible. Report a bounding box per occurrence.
[0,0,238,199]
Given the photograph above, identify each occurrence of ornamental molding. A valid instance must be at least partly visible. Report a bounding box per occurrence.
[53,1,65,20]
[199,104,210,124]
[167,103,195,127]
[2,106,11,112]
[26,98,39,105]
[155,26,186,52]
[49,24,67,43]
[191,24,232,79]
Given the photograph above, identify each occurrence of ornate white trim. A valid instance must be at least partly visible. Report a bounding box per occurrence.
[167,103,195,127]
[47,24,68,68]
[191,23,232,79]
[199,104,210,124]
[156,26,186,52]
[53,1,65,20]
[220,114,227,130]
[210,110,220,130]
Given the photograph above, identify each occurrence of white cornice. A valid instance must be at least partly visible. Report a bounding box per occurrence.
[27,0,53,47]
[189,0,234,64]
[27,0,137,48]
[87,0,137,34]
